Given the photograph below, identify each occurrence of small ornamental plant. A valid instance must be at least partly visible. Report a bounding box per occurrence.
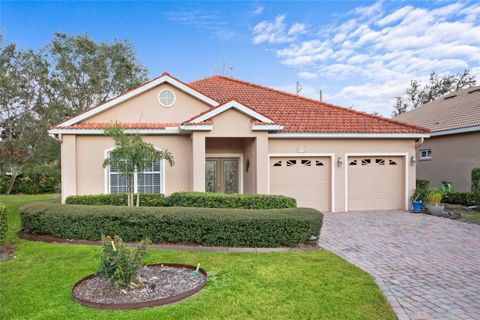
[97,235,151,288]
[428,188,443,206]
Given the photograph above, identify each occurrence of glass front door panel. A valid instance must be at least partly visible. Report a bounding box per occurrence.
[205,160,218,192]
[205,158,239,193]
[223,160,238,193]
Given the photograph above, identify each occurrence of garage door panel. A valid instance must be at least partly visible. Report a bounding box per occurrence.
[270,157,330,211]
[348,156,404,211]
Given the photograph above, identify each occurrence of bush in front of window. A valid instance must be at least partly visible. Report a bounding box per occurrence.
[166,192,297,209]
[20,202,322,247]
[66,193,166,207]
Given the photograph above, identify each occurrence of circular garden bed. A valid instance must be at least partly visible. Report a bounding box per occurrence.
[72,264,207,310]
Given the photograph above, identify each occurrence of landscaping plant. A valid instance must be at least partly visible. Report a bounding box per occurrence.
[20,202,323,247]
[103,124,174,207]
[98,235,151,288]
[472,168,480,194]
[428,188,443,206]
[0,205,6,245]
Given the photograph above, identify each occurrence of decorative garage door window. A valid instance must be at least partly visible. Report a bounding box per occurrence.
[273,159,324,167]
[108,152,163,194]
[349,158,398,166]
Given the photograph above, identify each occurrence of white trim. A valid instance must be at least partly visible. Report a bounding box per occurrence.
[190,100,273,124]
[179,124,213,131]
[269,133,430,139]
[344,152,409,212]
[430,125,480,137]
[205,153,244,194]
[49,128,184,135]
[104,147,167,195]
[57,74,219,127]
[268,153,336,213]
[157,88,176,107]
[252,124,284,131]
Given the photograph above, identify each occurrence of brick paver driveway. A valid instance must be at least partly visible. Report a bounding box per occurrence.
[320,211,480,320]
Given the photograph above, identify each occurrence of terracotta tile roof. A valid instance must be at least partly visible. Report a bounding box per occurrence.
[189,76,428,134]
[396,86,480,133]
[63,122,180,129]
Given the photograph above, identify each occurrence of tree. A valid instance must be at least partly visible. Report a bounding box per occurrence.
[0,39,51,194]
[392,70,477,116]
[0,33,148,193]
[103,125,174,207]
[47,32,148,119]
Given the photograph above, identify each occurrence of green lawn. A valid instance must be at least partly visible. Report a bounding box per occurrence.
[0,195,395,320]
[460,211,480,224]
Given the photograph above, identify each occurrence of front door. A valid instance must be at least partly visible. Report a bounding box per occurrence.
[205,158,239,193]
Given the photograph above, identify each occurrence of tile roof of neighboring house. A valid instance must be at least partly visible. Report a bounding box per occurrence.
[189,76,428,134]
[396,86,480,133]
[66,122,180,129]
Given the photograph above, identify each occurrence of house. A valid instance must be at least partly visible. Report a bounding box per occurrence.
[49,73,429,212]
[396,86,480,192]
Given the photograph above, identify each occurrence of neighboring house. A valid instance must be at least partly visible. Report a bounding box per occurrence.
[49,73,429,212]
[396,86,480,191]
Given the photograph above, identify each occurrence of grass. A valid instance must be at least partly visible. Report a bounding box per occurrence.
[0,194,396,320]
[460,211,480,224]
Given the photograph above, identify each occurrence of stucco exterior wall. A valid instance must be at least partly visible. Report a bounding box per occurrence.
[417,131,480,191]
[82,83,211,124]
[269,138,417,212]
[61,134,192,202]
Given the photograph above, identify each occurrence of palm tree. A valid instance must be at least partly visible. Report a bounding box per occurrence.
[103,124,174,206]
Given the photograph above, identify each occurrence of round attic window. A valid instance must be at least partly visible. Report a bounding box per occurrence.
[158,89,176,107]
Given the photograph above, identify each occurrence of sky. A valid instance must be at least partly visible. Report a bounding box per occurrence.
[1,0,480,116]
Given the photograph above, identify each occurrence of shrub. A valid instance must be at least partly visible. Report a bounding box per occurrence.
[428,188,443,206]
[443,192,479,207]
[414,179,430,204]
[472,168,480,194]
[98,235,150,288]
[66,193,166,207]
[20,203,322,247]
[167,192,296,209]
[0,205,6,245]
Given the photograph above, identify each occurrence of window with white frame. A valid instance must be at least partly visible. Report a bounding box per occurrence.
[107,151,163,194]
[419,149,432,160]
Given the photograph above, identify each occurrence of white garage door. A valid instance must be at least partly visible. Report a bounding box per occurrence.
[270,157,330,211]
[347,156,404,211]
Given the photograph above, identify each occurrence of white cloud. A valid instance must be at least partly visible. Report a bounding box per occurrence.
[298,71,317,79]
[252,1,480,115]
[252,4,264,16]
[165,10,234,40]
[252,15,306,44]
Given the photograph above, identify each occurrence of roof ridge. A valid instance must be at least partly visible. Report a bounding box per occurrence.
[199,75,429,133]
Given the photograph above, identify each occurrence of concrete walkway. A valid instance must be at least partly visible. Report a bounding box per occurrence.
[320,211,480,320]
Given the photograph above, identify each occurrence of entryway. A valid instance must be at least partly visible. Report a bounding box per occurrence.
[205,157,240,193]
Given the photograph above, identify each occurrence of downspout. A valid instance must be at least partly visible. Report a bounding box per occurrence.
[415,137,424,148]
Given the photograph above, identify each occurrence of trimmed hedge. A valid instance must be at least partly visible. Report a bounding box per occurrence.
[472,168,480,194]
[443,192,479,207]
[66,193,166,207]
[20,203,322,247]
[167,192,296,209]
[0,205,6,245]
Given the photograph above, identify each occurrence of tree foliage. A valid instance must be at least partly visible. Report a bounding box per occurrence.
[392,70,477,116]
[103,125,174,207]
[0,33,148,194]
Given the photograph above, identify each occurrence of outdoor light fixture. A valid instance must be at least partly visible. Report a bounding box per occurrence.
[308,235,318,242]
[337,157,343,167]
[410,156,416,166]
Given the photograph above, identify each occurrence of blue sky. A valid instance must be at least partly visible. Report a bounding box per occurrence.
[2,0,480,116]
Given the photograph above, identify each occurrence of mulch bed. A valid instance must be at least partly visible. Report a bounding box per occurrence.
[72,264,207,310]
